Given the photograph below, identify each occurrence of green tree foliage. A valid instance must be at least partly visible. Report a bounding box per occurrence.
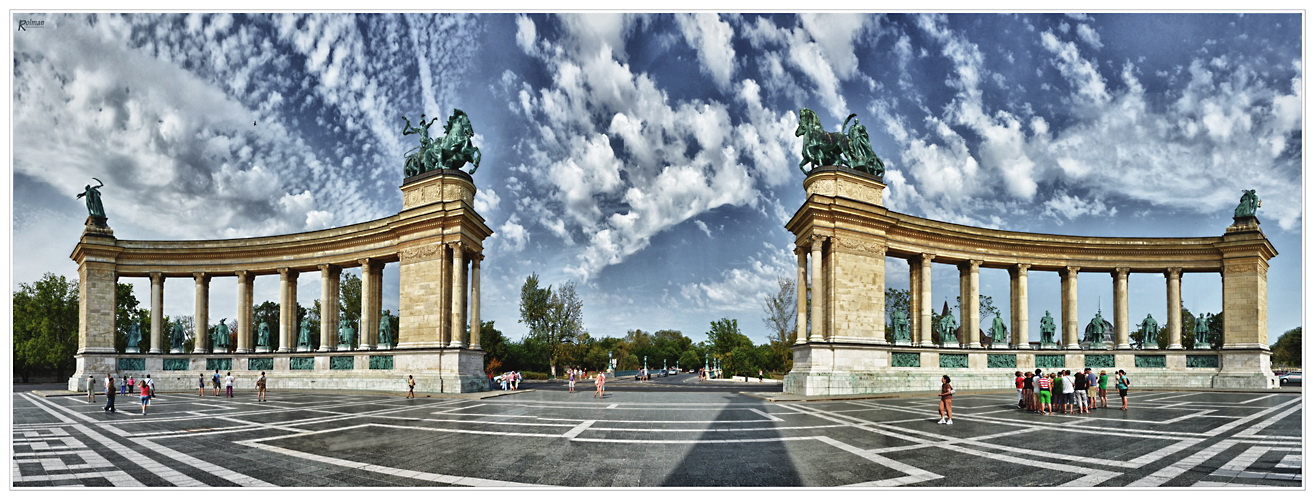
[478,320,507,374]
[761,276,797,371]
[113,282,145,353]
[13,273,80,382]
[1271,327,1301,368]
[518,274,585,378]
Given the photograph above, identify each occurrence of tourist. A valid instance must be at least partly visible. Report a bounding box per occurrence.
[407,375,416,399]
[102,373,116,413]
[198,373,206,397]
[594,371,606,398]
[1014,371,1024,408]
[145,374,155,398]
[1098,370,1110,408]
[212,370,222,396]
[138,380,150,415]
[120,376,128,395]
[1021,372,1034,412]
[759,369,764,382]
[1060,370,1075,414]
[87,375,96,403]
[1085,368,1099,410]
[568,369,576,393]
[224,372,234,397]
[513,371,521,390]
[936,375,954,425]
[256,371,267,402]
[1073,367,1090,413]
[1115,369,1131,410]
[127,375,136,397]
[1036,371,1053,415]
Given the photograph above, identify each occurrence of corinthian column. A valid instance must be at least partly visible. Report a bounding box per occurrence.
[1114,268,1130,349]
[450,243,466,348]
[809,236,825,342]
[319,265,340,352]
[1062,266,1080,349]
[193,273,210,354]
[1010,264,1030,349]
[149,273,164,354]
[470,255,483,349]
[796,248,808,344]
[959,261,981,348]
[918,254,934,347]
[1166,268,1183,349]
[278,268,298,353]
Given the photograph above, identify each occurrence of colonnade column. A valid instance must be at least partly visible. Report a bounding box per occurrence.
[450,243,466,348]
[278,269,298,353]
[1061,266,1080,349]
[959,260,981,348]
[809,236,825,342]
[193,273,210,354]
[235,271,253,353]
[1010,264,1030,349]
[359,259,380,350]
[1114,268,1130,349]
[470,254,483,349]
[795,248,808,344]
[918,254,934,347]
[319,265,340,351]
[908,256,922,346]
[149,272,164,354]
[1165,268,1183,349]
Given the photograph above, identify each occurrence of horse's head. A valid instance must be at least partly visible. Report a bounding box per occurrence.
[795,108,818,137]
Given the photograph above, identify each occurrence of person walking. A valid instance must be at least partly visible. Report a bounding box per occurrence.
[1115,369,1131,410]
[102,374,116,413]
[407,375,416,399]
[593,371,606,399]
[145,374,155,398]
[87,375,96,403]
[936,375,955,425]
[198,373,206,397]
[1036,371,1053,415]
[256,371,267,402]
[1098,370,1110,408]
[224,372,234,397]
[568,369,577,393]
[138,380,150,415]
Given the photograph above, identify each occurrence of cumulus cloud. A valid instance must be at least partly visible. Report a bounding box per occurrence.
[675,13,736,90]
[680,245,792,311]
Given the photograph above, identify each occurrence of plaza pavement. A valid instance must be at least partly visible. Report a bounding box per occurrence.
[10,374,1302,488]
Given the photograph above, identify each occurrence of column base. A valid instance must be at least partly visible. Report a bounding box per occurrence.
[168,348,183,354]
[337,345,353,352]
[125,347,141,354]
[297,346,312,352]
[148,348,162,354]
[192,348,208,354]
[277,348,292,353]
[1167,344,1184,350]
[317,346,332,352]
[255,347,271,353]
[1115,343,1131,350]
[448,341,465,348]
[377,343,393,350]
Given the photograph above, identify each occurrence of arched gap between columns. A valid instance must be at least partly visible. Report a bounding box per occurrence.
[1128,272,1168,348]
[1027,270,1061,346]
[977,266,1010,347]
[883,255,909,344]
[1180,271,1223,346]
[381,261,401,346]
[1076,271,1114,344]
[250,273,280,352]
[294,272,320,352]
[118,276,150,353]
[206,275,238,353]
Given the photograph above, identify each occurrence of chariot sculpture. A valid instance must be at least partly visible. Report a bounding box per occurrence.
[795,108,884,180]
[403,109,481,176]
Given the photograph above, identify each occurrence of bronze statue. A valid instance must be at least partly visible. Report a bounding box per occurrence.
[125,321,142,351]
[990,315,1007,344]
[213,319,230,350]
[402,109,482,176]
[890,309,910,343]
[169,321,186,351]
[1084,310,1109,344]
[1039,311,1056,345]
[937,313,959,345]
[1194,313,1211,347]
[378,313,393,347]
[338,318,355,348]
[1234,189,1261,218]
[1137,314,1159,349]
[256,321,270,348]
[76,178,106,218]
[297,317,312,350]
[795,109,884,179]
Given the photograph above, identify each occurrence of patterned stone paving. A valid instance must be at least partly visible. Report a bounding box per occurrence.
[9,380,1302,488]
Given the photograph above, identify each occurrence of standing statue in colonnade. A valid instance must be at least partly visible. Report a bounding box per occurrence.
[213,319,230,352]
[1039,311,1057,347]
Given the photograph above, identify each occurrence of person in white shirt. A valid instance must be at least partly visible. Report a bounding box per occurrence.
[1060,370,1076,414]
[224,372,235,397]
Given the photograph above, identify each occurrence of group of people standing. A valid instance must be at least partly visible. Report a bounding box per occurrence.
[1015,368,1130,416]
[88,373,155,414]
[493,371,522,390]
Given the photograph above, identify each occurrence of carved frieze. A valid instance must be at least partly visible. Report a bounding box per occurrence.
[832,236,886,256]
[400,244,441,262]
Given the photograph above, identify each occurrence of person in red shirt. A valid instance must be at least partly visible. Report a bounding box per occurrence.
[139,380,151,415]
[1014,371,1025,408]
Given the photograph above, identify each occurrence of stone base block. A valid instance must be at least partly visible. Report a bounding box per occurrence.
[169,348,183,354]
[69,349,487,394]
[337,345,353,351]
[125,347,140,354]
[255,347,270,353]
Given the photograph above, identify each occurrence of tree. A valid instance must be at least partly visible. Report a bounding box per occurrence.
[518,274,585,378]
[706,318,753,361]
[762,276,797,372]
[478,321,507,374]
[1271,327,1301,368]
[13,273,80,382]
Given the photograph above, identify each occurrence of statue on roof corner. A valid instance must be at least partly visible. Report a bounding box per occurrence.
[795,108,885,181]
[403,109,482,177]
[76,178,106,218]
[1233,189,1260,218]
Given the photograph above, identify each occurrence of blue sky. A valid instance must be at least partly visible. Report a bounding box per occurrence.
[8,12,1304,346]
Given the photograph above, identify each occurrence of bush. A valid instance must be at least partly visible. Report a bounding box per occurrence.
[519,371,549,380]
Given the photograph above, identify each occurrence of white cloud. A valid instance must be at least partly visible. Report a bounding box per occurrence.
[1076,23,1103,49]
[675,14,736,90]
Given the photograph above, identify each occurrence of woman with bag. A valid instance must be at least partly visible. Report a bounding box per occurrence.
[937,375,955,425]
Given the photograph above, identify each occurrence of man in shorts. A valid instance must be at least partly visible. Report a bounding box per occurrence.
[212,370,222,396]
[1084,368,1099,410]
[1073,367,1090,413]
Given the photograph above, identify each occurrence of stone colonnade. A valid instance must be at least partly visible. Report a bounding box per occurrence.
[69,170,492,393]
[784,167,1276,395]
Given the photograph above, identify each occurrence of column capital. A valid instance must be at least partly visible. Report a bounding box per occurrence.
[277,267,298,278]
[1113,267,1130,277]
[318,263,341,275]
[1015,263,1031,271]
[1064,265,1081,276]
[150,271,164,283]
[193,272,210,283]
[810,234,828,246]
[235,269,252,280]
[1165,267,1183,278]
[959,260,982,271]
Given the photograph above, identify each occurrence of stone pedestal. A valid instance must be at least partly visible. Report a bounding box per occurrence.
[337,345,353,352]
[255,346,270,353]
[125,347,140,354]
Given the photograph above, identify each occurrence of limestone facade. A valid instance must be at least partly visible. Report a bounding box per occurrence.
[784,167,1278,396]
[67,169,492,393]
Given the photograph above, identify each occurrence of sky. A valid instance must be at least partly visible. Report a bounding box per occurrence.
[7,12,1304,347]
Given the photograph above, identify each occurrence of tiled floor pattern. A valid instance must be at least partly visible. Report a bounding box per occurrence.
[10,389,1301,487]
